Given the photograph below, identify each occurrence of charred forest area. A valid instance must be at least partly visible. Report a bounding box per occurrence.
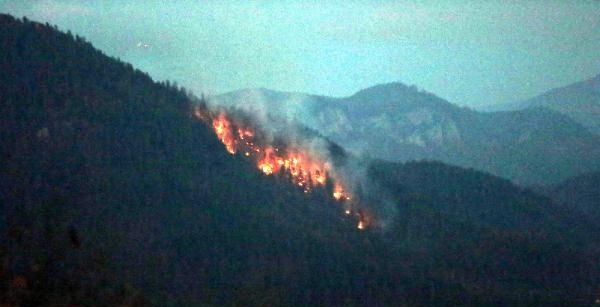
[1,14,600,307]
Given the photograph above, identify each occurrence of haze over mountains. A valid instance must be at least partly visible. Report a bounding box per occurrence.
[214,80,600,186]
[2,13,600,307]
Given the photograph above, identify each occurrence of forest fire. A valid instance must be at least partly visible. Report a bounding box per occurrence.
[357,220,365,230]
[194,105,370,230]
[256,147,329,193]
[212,114,236,154]
[333,183,351,201]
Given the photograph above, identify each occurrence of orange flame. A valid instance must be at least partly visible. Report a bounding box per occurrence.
[212,114,236,154]
[194,105,371,230]
[357,220,365,230]
[356,210,371,230]
[333,183,351,201]
[256,147,330,193]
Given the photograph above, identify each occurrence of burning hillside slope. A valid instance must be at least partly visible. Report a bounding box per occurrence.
[194,103,372,230]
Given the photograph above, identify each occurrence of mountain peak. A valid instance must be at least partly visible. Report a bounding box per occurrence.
[350,82,413,99]
[346,82,456,112]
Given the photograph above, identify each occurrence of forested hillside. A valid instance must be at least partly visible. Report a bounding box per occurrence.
[539,171,600,221]
[0,14,371,306]
[366,160,600,306]
[1,14,599,307]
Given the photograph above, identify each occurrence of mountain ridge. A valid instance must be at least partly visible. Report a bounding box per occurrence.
[487,73,600,134]
[214,83,600,185]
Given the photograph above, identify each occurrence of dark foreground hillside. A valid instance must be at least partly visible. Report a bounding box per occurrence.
[365,160,600,305]
[1,14,599,307]
[539,171,600,221]
[0,14,371,306]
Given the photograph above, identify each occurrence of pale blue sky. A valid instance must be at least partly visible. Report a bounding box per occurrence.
[1,0,599,107]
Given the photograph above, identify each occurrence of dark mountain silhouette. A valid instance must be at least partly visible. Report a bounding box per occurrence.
[2,14,599,307]
[0,14,365,306]
[538,171,600,222]
[489,74,600,135]
[215,84,600,185]
[366,160,600,304]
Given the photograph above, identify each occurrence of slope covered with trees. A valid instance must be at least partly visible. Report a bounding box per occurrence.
[539,171,600,221]
[0,14,372,306]
[1,14,599,307]
[366,160,600,305]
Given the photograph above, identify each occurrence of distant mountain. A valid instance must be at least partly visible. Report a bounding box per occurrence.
[3,14,600,307]
[215,84,600,185]
[489,74,600,135]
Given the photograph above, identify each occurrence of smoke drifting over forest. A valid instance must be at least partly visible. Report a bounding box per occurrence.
[197,98,399,230]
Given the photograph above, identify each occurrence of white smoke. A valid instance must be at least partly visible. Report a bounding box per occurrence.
[204,91,398,230]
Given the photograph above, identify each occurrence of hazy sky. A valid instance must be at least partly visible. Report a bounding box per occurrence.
[1,1,599,107]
